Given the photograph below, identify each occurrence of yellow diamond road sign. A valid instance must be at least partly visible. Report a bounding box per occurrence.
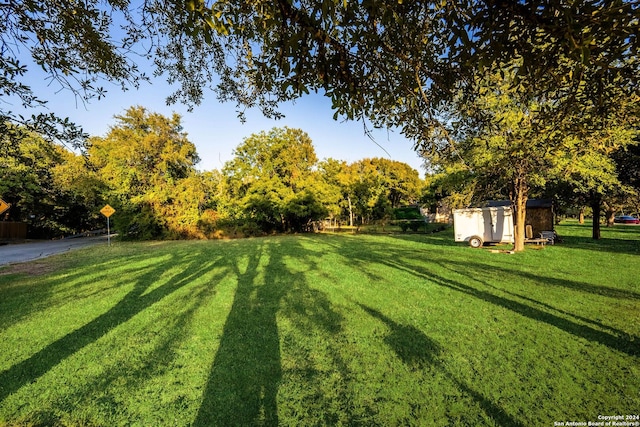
[100,204,116,218]
[0,199,9,215]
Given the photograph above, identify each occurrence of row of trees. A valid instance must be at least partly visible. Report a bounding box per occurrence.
[1,107,423,239]
[2,1,638,249]
[2,104,638,241]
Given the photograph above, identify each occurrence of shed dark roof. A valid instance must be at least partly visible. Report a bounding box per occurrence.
[485,199,553,208]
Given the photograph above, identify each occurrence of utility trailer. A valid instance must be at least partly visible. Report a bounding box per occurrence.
[453,206,514,248]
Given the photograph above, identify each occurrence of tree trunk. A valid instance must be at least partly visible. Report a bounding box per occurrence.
[603,202,616,227]
[511,176,528,252]
[280,213,287,232]
[579,207,585,224]
[347,196,354,227]
[591,194,601,240]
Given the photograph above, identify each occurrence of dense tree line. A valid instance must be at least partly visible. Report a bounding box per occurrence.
[1,108,424,239]
[2,1,638,248]
[0,125,104,238]
[2,105,637,241]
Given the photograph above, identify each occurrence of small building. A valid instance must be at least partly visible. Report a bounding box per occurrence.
[486,199,554,238]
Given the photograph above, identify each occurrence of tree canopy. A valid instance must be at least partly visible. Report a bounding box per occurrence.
[3,1,638,149]
[88,106,202,239]
[178,1,639,120]
[221,127,332,233]
[426,60,638,248]
[2,103,425,239]
[0,126,104,237]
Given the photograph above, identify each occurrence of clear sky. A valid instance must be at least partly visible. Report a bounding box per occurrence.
[17,60,426,175]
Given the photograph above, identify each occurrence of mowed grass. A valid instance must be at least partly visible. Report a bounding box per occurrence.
[0,222,638,426]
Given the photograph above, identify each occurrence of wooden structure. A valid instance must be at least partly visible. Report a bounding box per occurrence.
[487,199,555,239]
[0,222,27,240]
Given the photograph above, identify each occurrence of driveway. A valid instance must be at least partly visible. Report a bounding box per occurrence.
[0,236,109,266]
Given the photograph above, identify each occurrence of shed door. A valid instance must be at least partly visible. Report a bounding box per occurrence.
[490,208,502,241]
[481,208,501,242]
[490,208,512,242]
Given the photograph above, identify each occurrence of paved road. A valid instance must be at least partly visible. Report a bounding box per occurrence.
[0,236,109,266]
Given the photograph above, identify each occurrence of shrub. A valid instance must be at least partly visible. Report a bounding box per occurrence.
[394,207,423,220]
[240,221,263,237]
[409,221,423,232]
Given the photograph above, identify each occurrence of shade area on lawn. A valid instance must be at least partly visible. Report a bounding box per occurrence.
[0,221,638,426]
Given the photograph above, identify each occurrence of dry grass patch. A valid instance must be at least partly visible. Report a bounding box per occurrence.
[0,261,59,277]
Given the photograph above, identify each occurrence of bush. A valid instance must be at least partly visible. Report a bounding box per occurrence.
[398,221,425,232]
[394,206,423,220]
[409,221,423,232]
[240,221,263,237]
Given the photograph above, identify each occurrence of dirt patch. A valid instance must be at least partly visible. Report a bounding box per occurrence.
[0,261,58,276]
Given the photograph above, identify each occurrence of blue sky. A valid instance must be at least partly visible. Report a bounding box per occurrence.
[17,59,425,175]
[16,62,423,176]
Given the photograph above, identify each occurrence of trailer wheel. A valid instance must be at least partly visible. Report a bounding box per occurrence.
[468,236,483,248]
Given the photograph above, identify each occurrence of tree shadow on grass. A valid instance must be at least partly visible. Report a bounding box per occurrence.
[472,273,637,338]
[380,257,640,357]
[560,235,640,255]
[193,238,347,426]
[335,235,639,357]
[473,262,640,301]
[23,269,224,427]
[0,248,223,403]
[0,255,167,332]
[384,230,460,248]
[358,304,440,370]
[557,222,640,255]
[358,304,525,427]
[0,257,121,331]
[193,240,283,426]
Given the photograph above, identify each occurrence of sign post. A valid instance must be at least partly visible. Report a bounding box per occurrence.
[100,204,116,246]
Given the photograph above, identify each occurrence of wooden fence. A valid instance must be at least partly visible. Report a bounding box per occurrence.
[0,222,27,240]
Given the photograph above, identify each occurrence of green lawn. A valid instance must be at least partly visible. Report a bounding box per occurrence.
[0,222,638,426]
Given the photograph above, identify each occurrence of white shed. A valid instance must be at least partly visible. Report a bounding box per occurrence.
[453,206,514,248]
